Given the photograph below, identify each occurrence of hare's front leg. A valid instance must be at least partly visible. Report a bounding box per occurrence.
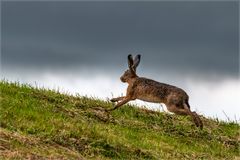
[108,97,131,111]
[109,85,134,111]
[110,96,125,102]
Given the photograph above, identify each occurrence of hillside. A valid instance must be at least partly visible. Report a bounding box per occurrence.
[0,81,239,159]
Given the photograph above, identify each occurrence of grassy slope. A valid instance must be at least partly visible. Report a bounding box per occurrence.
[0,81,239,160]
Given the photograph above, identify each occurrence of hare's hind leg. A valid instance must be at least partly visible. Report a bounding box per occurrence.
[184,102,203,129]
[191,111,203,129]
[166,104,202,129]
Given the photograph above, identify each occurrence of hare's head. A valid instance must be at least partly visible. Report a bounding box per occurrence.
[120,54,141,83]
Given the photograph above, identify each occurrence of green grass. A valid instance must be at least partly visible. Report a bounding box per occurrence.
[0,80,239,159]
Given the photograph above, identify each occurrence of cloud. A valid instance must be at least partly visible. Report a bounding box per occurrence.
[2,1,239,77]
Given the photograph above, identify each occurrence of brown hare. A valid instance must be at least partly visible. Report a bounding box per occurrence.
[110,54,203,129]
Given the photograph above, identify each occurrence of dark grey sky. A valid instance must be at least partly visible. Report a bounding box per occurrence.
[2,1,239,77]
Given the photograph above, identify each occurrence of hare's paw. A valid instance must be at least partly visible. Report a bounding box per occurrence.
[110,98,118,102]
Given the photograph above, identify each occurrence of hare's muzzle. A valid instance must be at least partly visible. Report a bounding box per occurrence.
[120,76,126,83]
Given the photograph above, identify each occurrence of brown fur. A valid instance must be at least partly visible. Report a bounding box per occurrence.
[110,54,203,129]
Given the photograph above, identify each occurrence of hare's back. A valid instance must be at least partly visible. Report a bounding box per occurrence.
[133,77,188,103]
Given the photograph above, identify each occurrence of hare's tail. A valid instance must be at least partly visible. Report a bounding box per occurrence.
[185,100,191,109]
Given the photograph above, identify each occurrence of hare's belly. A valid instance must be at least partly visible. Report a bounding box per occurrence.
[137,94,163,103]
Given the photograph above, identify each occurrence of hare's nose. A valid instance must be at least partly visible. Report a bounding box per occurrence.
[120,76,125,82]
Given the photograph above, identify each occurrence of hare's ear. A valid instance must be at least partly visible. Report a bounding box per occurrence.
[128,54,134,69]
[133,54,141,70]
